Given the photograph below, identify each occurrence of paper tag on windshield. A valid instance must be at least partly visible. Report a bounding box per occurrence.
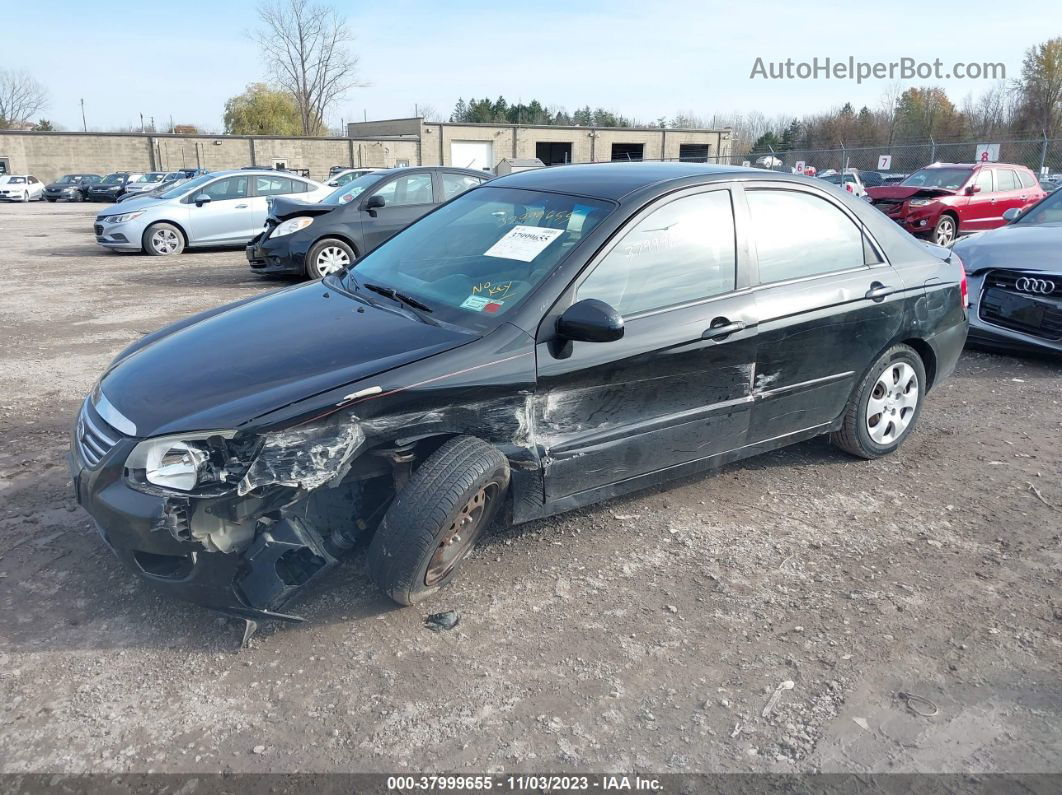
[484,226,564,262]
[461,295,491,311]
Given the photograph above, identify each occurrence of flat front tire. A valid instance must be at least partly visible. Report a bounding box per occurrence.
[830,344,926,459]
[368,436,510,605]
[143,222,185,256]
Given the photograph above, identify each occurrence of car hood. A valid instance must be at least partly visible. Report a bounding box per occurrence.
[867,185,956,201]
[46,182,79,190]
[951,223,1062,273]
[267,195,337,223]
[99,282,475,437]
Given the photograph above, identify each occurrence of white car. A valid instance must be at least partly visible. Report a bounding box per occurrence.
[0,175,46,202]
[326,168,380,187]
[819,169,867,199]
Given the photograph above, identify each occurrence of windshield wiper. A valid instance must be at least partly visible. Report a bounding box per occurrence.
[363,282,434,313]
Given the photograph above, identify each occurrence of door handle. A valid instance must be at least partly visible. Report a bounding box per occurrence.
[235,203,249,208]
[865,282,896,302]
[701,318,746,341]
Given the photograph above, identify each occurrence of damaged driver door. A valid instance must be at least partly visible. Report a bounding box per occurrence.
[535,186,759,501]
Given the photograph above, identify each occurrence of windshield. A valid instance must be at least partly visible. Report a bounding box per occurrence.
[157,172,215,200]
[322,172,382,205]
[901,168,971,190]
[134,172,166,184]
[340,186,613,327]
[7,177,26,184]
[820,174,856,185]
[100,174,125,185]
[1015,189,1062,225]
[56,175,77,184]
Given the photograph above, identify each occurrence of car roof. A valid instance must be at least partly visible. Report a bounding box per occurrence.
[488,162,756,200]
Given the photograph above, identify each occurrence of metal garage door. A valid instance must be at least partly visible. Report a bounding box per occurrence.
[450,140,493,172]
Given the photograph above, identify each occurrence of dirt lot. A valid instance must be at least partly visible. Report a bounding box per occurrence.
[0,200,1059,775]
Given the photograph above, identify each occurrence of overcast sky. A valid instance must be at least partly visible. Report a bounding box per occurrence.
[11,0,1054,132]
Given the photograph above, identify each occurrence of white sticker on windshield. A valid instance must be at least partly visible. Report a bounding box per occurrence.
[484,225,564,262]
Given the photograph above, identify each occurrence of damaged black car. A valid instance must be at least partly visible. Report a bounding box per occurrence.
[70,163,968,623]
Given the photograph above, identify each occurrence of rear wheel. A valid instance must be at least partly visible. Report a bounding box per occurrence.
[142,222,185,256]
[368,436,509,605]
[305,238,355,279]
[830,344,926,459]
[932,214,956,246]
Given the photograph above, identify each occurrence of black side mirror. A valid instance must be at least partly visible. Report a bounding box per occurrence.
[557,299,624,343]
[327,181,339,187]
[193,194,212,207]
[365,194,385,210]
[965,184,980,196]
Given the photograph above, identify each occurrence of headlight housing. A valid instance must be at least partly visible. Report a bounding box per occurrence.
[270,216,315,238]
[107,210,145,224]
[908,199,931,207]
[125,431,261,495]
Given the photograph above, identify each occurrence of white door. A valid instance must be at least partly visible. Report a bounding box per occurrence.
[450,140,493,172]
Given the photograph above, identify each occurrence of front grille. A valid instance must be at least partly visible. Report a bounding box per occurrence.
[872,200,903,215]
[76,399,123,468]
[979,270,1062,341]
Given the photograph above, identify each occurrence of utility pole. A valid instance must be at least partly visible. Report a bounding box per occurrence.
[140,113,145,133]
[80,99,87,132]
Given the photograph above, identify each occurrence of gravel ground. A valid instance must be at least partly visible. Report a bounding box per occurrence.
[0,201,1060,774]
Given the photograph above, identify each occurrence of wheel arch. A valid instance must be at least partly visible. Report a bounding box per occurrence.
[141,219,190,250]
[308,233,361,259]
[900,336,937,391]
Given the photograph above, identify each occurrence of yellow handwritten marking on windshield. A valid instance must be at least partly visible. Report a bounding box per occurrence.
[472,281,513,299]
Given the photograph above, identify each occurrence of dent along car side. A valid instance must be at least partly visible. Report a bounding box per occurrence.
[71,163,968,625]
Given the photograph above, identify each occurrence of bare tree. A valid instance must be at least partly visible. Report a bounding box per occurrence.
[0,69,48,129]
[255,0,363,136]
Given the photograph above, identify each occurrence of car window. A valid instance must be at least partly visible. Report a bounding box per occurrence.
[442,173,483,200]
[994,169,1018,191]
[199,176,250,201]
[746,189,865,283]
[372,173,434,207]
[1014,188,1062,225]
[577,190,736,316]
[973,169,994,193]
[322,172,380,205]
[255,175,297,196]
[1018,171,1037,190]
[901,168,972,190]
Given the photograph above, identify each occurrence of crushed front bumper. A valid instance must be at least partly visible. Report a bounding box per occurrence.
[246,231,309,276]
[69,419,340,620]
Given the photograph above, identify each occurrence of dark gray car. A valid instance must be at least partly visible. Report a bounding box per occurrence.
[953,190,1062,354]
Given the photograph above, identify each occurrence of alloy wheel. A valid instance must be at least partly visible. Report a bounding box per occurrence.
[934,217,955,246]
[424,481,499,587]
[866,362,919,444]
[316,246,351,275]
[151,228,180,255]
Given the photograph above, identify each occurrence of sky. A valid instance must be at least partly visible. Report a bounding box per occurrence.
[8,0,1058,132]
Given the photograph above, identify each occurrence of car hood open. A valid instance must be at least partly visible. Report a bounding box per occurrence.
[100,282,476,437]
[867,185,957,201]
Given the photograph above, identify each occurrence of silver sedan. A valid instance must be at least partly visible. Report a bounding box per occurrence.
[94,170,331,256]
[953,190,1062,355]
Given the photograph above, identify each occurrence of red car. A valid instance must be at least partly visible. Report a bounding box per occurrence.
[867,162,1045,246]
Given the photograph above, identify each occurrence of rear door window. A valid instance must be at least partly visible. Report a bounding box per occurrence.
[994,169,1019,191]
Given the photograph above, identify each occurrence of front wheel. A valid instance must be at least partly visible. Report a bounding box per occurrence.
[305,238,355,280]
[46,197,57,203]
[932,215,956,246]
[142,222,186,256]
[368,436,510,605]
[830,344,926,459]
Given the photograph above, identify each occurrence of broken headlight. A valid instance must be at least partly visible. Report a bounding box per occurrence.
[125,431,261,496]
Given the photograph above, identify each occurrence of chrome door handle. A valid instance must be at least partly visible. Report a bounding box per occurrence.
[865,282,897,301]
[702,319,746,340]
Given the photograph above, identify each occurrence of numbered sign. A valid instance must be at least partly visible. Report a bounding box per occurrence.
[877,154,892,170]
[794,161,806,174]
[975,144,1000,163]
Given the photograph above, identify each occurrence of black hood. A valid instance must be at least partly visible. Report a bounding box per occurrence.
[268,196,337,222]
[100,283,475,437]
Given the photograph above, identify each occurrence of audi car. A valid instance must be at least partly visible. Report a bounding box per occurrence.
[72,163,967,623]
[952,188,1062,354]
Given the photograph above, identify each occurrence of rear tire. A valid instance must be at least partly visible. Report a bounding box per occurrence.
[142,222,185,256]
[368,436,509,605]
[305,238,355,280]
[830,344,926,459]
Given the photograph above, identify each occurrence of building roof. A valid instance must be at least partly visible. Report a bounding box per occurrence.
[487,162,754,200]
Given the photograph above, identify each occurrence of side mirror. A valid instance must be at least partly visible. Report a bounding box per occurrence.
[193,193,212,207]
[557,299,624,343]
[965,184,981,195]
[365,194,385,210]
[327,180,339,187]
[1002,207,1022,222]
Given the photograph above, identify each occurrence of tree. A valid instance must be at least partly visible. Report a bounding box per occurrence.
[0,69,48,129]
[32,118,55,131]
[255,0,362,135]
[1015,36,1062,138]
[749,130,782,154]
[224,83,303,135]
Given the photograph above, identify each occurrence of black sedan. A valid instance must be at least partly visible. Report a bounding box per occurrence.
[44,174,101,202]
[84,172,142,202]
[246,166,489,279]
[71,163,967,625]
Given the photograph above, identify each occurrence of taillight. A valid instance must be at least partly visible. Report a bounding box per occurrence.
[960,270,969,308]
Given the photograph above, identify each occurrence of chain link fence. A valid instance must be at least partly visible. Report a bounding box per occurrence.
[695,137,1062,179]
